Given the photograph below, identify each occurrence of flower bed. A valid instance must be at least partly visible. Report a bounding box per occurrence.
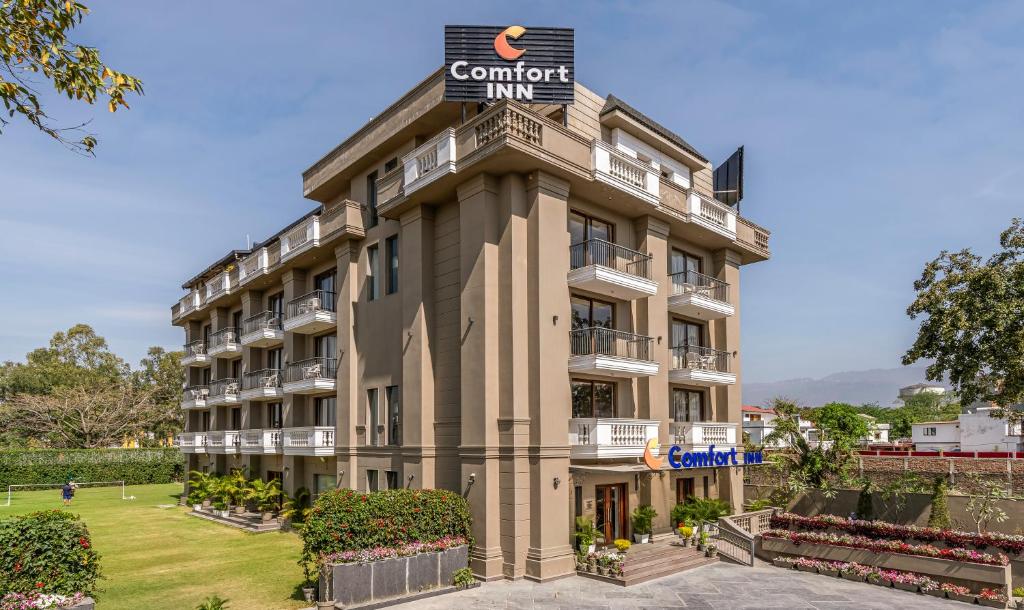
[321,536,467,565]
[772,557,940,590]
[762,529,1009,566]
[576,551,625,578]
[0,592,89,610]
[771,512,1024,555]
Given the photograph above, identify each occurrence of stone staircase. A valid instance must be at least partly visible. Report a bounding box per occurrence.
[187,508,282,533]
[579,538,717,587]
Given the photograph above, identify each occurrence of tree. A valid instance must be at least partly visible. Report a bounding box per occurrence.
[855,481,874,521]
[904,218,1024,421]
[1,383,156,447]
[0,324,127,399]
[927,477,952,530]
[1,0,143,153]
[878,471,925,522]
[813,402,869,446]
[961,473,1009,533]
[135,346,184,442]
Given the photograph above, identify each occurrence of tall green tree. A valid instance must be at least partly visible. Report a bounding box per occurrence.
[0,323,126,399]
[135,346,184,442]
[1,0,143,153]
[813,402,869,446]
[904,218,1024,420]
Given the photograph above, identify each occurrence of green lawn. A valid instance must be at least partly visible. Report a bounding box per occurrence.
[0,483,306,610]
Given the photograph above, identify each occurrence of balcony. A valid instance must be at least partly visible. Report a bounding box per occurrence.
[283,357,337,395]
[175,291,202,322]
[670,421,739,452]
[238,246,274,286]
[282,426,335,456]
[402,128,456,196]
[669,346,735,386]
[208,327,242,358]
[181,341,210,367]
[177,432,207,454]
[592,140,660,206]
[281,216,320,262]
[241,311,284,347]
[207,378,241,406]
[283,290,336,334]
[180,385,208,410]
[686,190,736,239]
[667,270,734,320]
[240,368,283,401]
[569,327,658,378]
[206,430,241,455]
[205,270,234,303]
[569,418,660,460]
[567,239,657,300]
[240,429,283,454]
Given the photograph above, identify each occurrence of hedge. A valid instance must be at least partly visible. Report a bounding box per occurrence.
[301,488,473,561]
[0,510,102,597]
[0,449,185,487]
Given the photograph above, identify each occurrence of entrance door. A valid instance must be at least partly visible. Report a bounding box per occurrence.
[677,478,695,505]
[594,484,627,544]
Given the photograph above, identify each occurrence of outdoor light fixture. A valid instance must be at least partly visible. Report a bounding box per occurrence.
[468,473,476,485]
[552,315,558,325]
[553,476,560,488]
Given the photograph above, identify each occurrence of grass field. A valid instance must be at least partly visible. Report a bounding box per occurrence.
[0,483,306,610]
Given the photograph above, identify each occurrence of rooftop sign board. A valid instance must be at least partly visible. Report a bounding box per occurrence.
[444,25,575,104]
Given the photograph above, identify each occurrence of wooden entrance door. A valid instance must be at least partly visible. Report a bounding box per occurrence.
[594,483,627,544]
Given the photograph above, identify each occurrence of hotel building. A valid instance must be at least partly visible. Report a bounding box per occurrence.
[172,68,771,581]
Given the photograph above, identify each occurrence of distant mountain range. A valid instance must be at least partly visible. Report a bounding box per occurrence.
[742,366,947,408]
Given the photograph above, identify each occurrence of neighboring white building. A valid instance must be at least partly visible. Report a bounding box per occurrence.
[899,383,946,403]
[911,406,1024,452]
[742,406,813,448]
[911,420,960,451]
[858,414,890,445]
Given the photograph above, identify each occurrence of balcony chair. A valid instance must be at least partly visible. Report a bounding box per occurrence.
[303,363,322,379]
[262,373,279,388]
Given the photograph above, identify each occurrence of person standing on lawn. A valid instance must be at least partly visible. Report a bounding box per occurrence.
[62,479,76,506]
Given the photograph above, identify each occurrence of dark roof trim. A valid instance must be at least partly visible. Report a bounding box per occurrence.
[600,94,707,163]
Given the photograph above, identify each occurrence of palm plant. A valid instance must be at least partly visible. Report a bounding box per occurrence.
[188,470,214,507]
[243,478,282,520]
[279,486,312,526]
[674,497,731,533]
[220,469,250,512]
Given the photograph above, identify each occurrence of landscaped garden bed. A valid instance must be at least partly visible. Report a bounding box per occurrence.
[770,556,1009,607]
[302,488,474,608]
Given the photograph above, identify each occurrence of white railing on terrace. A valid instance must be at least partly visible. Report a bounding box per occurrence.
[205,271,232,300]
[402,128,456,194]
[283,426,335,451]
[281,216,320,261]
[591,140,660,203]
[239,247,269,284]
[669,270,730,304]
[474,105,542,147]
[714,508,780,566]
[570,418,659,449]
[670,421,738,448]
[207,430,240,450]
[686,190,737,236]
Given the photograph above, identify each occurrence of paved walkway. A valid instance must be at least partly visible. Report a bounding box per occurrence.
[388,562,968,609]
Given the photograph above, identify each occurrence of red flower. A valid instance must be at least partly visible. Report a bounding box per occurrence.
[36,582,44,589]
[13,563,20,572]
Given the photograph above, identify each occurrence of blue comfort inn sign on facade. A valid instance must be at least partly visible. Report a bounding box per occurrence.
[643,439,763,471]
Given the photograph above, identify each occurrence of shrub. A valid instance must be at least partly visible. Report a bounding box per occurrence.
[927,478,952,530]
[0,510,102,597]
[0,448,183,487]
[452,567,475,589]
[630,505,657,535]
[678,525,693,538]
[574,516,598,550]
[196,596,229,610]
[856,482,874,521]
[673,497,731,528]
[301,488,472,562]
[613,538,631,552]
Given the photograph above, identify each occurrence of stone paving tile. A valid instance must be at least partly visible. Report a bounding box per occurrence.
[386,562,972,609]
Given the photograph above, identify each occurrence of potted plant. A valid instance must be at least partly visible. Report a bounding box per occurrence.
[630,505,657,544]
[244,478,281,522]
[300,558,316,603]
[772,556,793,569]
[678,526,693,547]
[212,499,229,518]
[920,577,943,598]
[839,564,865,582]
[574,516,598,554]
[613,538,631,554]
[941,583,974,604]
[705,542,717,558]
[597,555,610,576]
[222,470,249,514]
[188,470,215,509]
[586,552,597,573]
[978,588,1008,608]
[575,552,586,572]
[866,570,891,587]
[819,561,840,577]
[279,486,312,529]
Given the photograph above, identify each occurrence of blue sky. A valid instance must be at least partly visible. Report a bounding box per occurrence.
[1,1,1022,382]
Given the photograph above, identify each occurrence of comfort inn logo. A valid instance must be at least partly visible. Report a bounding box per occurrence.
[494,25,527,60]
[643,441,764,471]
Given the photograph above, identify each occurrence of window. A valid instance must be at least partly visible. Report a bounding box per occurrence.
[703,476,709,498]
[267,348,283,371]
[568,210,614,245]
[315,269,336,298]
[367,388,379,446]
[672,388,705,422]
[671,319,704,349]
[570,295,614,330]
[267,402,282,429]
[200,411,210,432]
[230,407,241,429]
[386,471,399,490]
[315,396,336,427]
[231,359,242,379]
[366,171,379,228]
[232,310,242,333]
[268,293,284,317]
[367,469,379,492]
[315,333,337,359]
[748,414,762,422]
[386,235,399,294]
[367,244,380,301]
[571,379,615,418]
[924,427,937,437]
[384,157,398,173]
[201,367,211,385]
[671,249,703,281]
[574,485,583,518]
[314,474,337,497]
[202,324,211,347]
[386,385,401,446]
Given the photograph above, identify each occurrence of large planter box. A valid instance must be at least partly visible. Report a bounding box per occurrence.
[326,545,469,607]
[758,537,1011,592]
[68,599,95,610]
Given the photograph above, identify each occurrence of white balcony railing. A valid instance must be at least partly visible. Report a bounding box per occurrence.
[205,270,232,301]
[568,418,660,460]
[238,247,269,285]
[178,291,201,317]
[402,128,456,195]
[670,421,738,451]
[687,190,736,238]
[282,426,335,456]
[177,432,208,453]
[281,216,320,262]
[592,140,660,206]
[206,430,241,453]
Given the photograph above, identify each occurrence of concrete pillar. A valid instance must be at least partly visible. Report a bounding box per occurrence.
[524,171,574,581]
[399,205,436,490]
[712,248,744,511]
[334,242,360,490]
[240,290,263,431]
[634,216,672,532]
[457,174,503,579]
[281,270,308,428]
